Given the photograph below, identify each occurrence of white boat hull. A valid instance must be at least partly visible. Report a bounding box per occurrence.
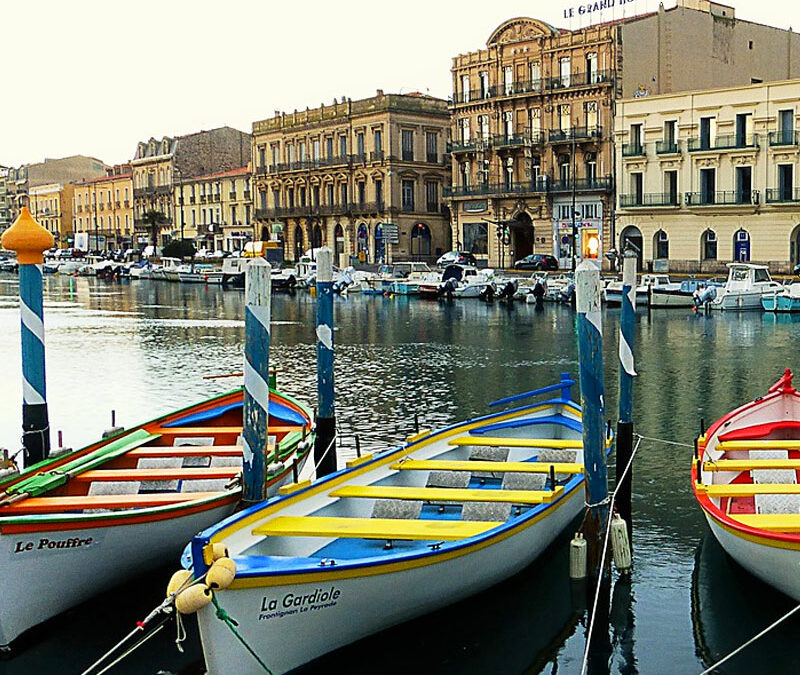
[198,488,583,675]
[710,290,766,311]
[705,513,800,602]
[648,289,694,308]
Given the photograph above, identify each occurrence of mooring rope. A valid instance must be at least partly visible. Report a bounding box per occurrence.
[697,603,800,674]
[312,433,338,474]
[211,593,274,674]
[635,433,694,449]
[579,435,642,675]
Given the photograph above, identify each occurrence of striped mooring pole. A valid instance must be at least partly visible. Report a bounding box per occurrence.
[315,247,337,477]
[242,258,272,504]
[575,261,610,585]
[1,208,55,466]
[616,248,638,547]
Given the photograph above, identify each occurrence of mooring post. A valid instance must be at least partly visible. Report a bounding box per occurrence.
[575,261,610,582]
[1,207,54,466]
[242,257,272,504]
[315,247,337,477]
[616,248,637,548]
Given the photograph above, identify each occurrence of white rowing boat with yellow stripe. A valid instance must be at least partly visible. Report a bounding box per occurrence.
[183,375,612,675]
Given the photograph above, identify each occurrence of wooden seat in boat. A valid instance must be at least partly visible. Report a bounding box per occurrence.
[449,437,582,449]
[391,459,583,474]
[3,492,223,514]
[126,445,243,459]
[329,485,564,504]
[251,515,501,541]
[730,513,800,532]
[73,467,241,482]
[716,440,800,451]
[700,483,800,497]
[704,459,800,471]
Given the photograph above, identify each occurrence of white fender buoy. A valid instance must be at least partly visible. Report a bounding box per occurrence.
[175,583,213,614]
[569,532,587,579]
[267,461,284,475]
[206,557,237,590]
[611,513,632,573]
[166,569,194,598]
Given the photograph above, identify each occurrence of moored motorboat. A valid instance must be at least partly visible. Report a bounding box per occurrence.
[708,263,782,311]
[761,283,800,312]
[692,369,800,602]
[178,263,224,284]
[605,274,674,307]
[649,278,723,308]
[438,264,495,299]
[184,376,609,675]
[0,385,314,649]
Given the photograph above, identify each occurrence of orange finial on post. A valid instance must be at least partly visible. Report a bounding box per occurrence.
[1,207,54,263]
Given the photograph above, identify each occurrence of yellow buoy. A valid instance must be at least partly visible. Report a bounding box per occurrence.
[211,542,229,560]
[206,557,237,590]
[166,569,193,598]
[175,583,213,615]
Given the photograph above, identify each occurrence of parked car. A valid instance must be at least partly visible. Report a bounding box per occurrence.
[514,254,559,271]
[436,250,477,268]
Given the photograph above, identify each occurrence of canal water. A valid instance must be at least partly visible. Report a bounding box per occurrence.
[1,274,799,675]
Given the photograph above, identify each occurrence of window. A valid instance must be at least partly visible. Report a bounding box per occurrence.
[401,180,415,211]
[459,118,471,143]
[479,71,489,98]
[272,189,280,208]
[426,181,439,212]
[702,229,717,260]
[339,135,347,158]
[478,115,490,141]
[699,116,715,149]
[298,141,306,162]
[286,144,294,164]
[258,190,266,210]
[357,182,366,204]
[559,104,571,132]
[736,166,752,203]
[531,155,541,185]
[559,57,571,87]
[375,179,383,206]
[313,185,320,206]
[230,205,237,224]
[630,123,642,152]
[778,109,794,144]
[402,130,414,161]
[663,120,677,151]
[664,170,678,204]
[585,153,597,183]
[287,188,295,209]
[586,52,598,83]
[374,129,383,155]
[655,230,669,259]
[778,164,794,201]
[340,183,348,205]
[735,113,753,147]
[503,66,513,95]
[530,62,541,90]
[559,154,571,183]
[700,168,716,204]
[357,133,365,158]
[631,173,643,205]
[504,157,513,190]
[327,184,334,205]
[503,111,513,138]
[529,107,541,141]
[585,101,598,130]
[461,74,470,102]
[463,222,488,254]
[460,162,470,187]
[299,187,306,207]
[312,139,320,160]
[426,132,438,163]
[326,137,334,159]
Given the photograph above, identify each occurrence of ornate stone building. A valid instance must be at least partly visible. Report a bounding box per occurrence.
[252,91,451,265]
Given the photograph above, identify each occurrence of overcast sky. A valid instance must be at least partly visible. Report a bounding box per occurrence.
[3,0,800,168]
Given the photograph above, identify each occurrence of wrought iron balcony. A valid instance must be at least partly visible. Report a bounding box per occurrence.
[448,139,480,153]
[492,133,527,149]
[370,151,385,162]
[619,192,680,208]
[656,140,680,154]
[444,179,549,198]
[685,190,759,206]
[688,134,759,151]
[768,130,800,146]
[765,187,800,203]
[548,126,603,143]
[621,143,645,157]
[550,177,613,192]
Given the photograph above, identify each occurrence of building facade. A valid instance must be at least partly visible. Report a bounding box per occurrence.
[73,165,134,251]
[29,183,74,246]
[252,91,451,265]
[0,166,9,234]
[173,167,254,252]
[447,17,616,270]
[615,78,800,273]
[131,127,250,247]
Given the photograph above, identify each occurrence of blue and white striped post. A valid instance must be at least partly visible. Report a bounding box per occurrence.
[1,208,54,466]
[315,247,337,477]
[575,261,610,582]
[616,248,637,547]
[242,258,272,504]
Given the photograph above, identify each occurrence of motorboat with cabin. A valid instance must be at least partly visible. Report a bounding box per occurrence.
[604,274,675,307]
[707,263,782,311]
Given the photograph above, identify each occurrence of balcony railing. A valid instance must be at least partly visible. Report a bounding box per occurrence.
[370,151,385,162]
[449,70,614,105]
[444,179,550,198]
[243,190,251,200]
[765,187,800,203]
[548,126,603,143]
[687,134,759,151]
[493,133,527,149]
[685,190,759,206]
[621,143,645,157]
[448,139,480,153]
[229,191,237,199]
[656,140,680,154]
[550,177,613,192]
[768,130,800,146]
[256,201,387,220]
[619,192,680,208]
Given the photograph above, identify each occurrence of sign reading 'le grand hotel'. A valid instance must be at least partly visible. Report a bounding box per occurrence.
[563,0,638,19]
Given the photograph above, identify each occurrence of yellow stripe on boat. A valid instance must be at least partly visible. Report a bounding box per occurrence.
[329,484,565,504]
[717,440,800,451]
[391,459,584,474]
[449,437,583,449]
[704,459,800,471]
[252,515,501,540]
[731,514,800,532]
[699,483,800,496]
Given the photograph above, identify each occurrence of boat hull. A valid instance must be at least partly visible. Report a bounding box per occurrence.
[710,290,766,311]
[648,289,694,308]
[761,294,800,312]
[198,487,584,675]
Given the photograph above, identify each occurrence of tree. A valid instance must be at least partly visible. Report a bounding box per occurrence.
[142,210,165,249]
[162,238,196,260]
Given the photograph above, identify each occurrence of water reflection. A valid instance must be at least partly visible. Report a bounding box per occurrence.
[1,276,800,673]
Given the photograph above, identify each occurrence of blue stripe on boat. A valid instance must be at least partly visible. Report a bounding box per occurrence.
[470,414,583,435]
[164,399,307,428]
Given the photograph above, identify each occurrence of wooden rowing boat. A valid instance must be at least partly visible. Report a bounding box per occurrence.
[0,386,314,649]
[692,368,800,601]
[184,377,610,675]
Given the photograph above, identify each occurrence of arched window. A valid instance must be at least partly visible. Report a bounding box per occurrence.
[357,223,369,262]
[701,229,717,261]
[312,224,323,249]
[654,230,669,260]
[411,222,432,259]
[334,223,345,256]
[294,224,304,261]
[374,223,385,263]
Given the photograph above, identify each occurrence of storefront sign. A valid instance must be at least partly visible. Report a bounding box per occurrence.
[462,200,488,213]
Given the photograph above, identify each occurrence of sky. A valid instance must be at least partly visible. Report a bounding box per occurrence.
[3,0,800,168]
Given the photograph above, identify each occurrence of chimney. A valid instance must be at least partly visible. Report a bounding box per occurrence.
[376,89,384,96]
[274,110,280,117]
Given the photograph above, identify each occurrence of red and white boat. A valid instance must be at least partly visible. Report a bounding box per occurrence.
[692,369,800,601]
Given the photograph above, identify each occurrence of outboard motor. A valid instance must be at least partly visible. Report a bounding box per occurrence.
[693,285,717,307]
[479,283,495,302]
[532,279,546,308]
[439,277,458,299]
[496,279,518,301]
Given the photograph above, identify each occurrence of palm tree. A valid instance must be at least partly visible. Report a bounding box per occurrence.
[142,210,165,250]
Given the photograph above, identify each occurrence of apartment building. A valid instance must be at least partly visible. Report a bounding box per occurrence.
[29,183,74,246]
[73,165,134,251]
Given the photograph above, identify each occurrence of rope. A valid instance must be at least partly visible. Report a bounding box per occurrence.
[313,434,338,474]
[579,435,642,675]
[211,593,274,674]
[697,603,800,674]
[635,433,693,449]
